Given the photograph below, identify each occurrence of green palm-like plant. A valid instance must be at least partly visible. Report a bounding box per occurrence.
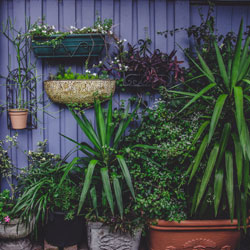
[171,20,250,226]
[61,98,143,218]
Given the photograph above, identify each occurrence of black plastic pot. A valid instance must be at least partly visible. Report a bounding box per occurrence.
[44,211,84,247]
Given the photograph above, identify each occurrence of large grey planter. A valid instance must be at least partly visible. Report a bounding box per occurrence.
[87,222,141,250]
[0,218,34,250]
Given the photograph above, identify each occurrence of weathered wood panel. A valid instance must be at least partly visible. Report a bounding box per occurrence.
[0,0,250,177]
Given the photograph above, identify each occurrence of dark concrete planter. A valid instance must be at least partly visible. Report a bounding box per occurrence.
[87,222,141,250]
[149,219,242,250]
[32,34,105,58]
[44,211,84,248]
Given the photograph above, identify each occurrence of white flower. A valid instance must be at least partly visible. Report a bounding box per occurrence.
[99,61,102,64]
[93,73,97,76]
[109,31,113,35]
[70,31,73,34]
[52,25,55,30]
[123,38,127,42]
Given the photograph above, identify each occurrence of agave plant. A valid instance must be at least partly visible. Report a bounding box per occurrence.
[169,19,250,226]
[61,98,144,218]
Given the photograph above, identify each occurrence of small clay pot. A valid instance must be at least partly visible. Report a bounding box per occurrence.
[8,109,28,130]
[149,219,242,250]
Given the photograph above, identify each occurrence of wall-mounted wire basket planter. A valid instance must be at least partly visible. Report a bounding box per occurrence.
[31,34,105,58]
[6,69,37,129]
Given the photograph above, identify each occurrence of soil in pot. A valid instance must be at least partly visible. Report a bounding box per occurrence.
[8,109,28,129]
[44,211,84,248]
[149,219,242,250]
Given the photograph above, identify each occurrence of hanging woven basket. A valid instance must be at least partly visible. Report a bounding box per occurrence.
[44,79,116,104]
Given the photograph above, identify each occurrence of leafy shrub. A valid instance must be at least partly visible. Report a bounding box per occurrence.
[49,66,109,80]
[124,99,200,221]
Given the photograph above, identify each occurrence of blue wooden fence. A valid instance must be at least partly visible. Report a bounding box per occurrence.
[0,0,250,175]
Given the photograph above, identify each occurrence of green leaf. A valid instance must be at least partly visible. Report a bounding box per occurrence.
[101,167,114,215]
[68,107,101,150]
[208,94,228,144]
[117,155,135,199]
[238,36,250,80]
[213,40,230,91]
[94,100,106,147]
[189,134,209,182]
[191,182,200,216]
[197,51,215,82]
[90,186,98,216]
[78,159,98,214]
[166,89,213,100]
[225,150,234,221]
[214,123,231,170]
[214,168,224,216]
[185,121,209,167]
[113,176,123,218]
[234,86,244,134]
[231,19,243,88]
[232,133,243,188]
[106,98,113,145]
[196,143,220,210]
[114,103,139,148]
[238,57,250,82]
[178,83,216,114]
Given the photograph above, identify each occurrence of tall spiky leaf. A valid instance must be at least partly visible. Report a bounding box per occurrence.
[78,159,98,214]
[117,155,135,199]
[225,150,234,221]
[208,94,228,144]
[232,133,243,189]
[179,83,216,114]
[213,40,230,91]
[101,167,114,215]
[113,176,123,218]
[214,168,224,216]
[189,135,208,182]
[94,100,106,147]
[231,19,243,88]
[106,98,113,145]
[196,143,219,210]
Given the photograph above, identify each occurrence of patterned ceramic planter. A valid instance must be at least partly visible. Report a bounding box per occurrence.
[32,34,105,58]
[149,219,242,250]
[44,79,116,104]
[87,222,141,250]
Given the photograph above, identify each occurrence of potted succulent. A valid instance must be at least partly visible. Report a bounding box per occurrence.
[0,134,34,250]
[145,19,250,250]
[59,98,147,250]
[44,66,115,105]
[29,16,112,58]
[13,140,84,248]
[1,19,38,129]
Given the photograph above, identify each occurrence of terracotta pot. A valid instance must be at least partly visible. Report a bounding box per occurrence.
[44,79,116,104]
[8,109,28,130]
[149,219,242,250]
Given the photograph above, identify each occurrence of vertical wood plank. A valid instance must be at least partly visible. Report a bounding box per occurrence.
[43,0,61,155]
[12,0,28,169]
[29,0,44,151]
[155,0,167,52]
[174,0,190,65]
[166,0,174,52]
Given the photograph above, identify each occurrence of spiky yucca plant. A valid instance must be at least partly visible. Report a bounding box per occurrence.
[169,19,250,227]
